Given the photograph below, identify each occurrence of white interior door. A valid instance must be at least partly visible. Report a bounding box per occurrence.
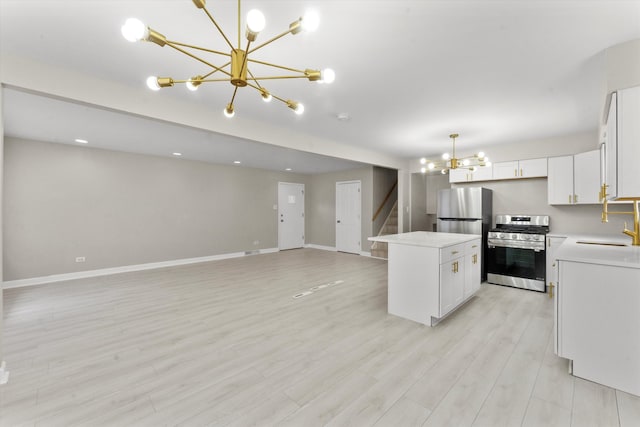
[336,181,361,254]
[278,182,305,250]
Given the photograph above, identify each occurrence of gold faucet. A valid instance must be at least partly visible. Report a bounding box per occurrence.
[600,184,640,246]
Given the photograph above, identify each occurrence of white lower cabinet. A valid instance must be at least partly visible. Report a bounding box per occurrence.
[556,260,640,396]
[386,237,481,326]
[464,240,481,299]
[546,235,567,354]
[439,255,464,316]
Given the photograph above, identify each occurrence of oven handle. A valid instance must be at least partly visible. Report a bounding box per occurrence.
[488,240,545,251]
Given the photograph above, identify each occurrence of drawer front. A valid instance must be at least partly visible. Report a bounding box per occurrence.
[465,239,481,253]
[440,243,466,263]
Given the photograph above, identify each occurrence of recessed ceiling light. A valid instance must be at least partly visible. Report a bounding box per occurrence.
[285,168,292,171]
[75,138,88,144]
[172,152,182,156]
[233,160,241,164]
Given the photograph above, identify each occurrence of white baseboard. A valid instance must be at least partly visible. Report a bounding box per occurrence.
[360,251,372,257]
[3,248,279,289]
[304,244,337,252]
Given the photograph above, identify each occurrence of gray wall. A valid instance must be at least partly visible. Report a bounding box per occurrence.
[306,167,373,251]
[3,137,311,281]
[372,166,398,235]
[410,173,429,231]
[454,178,628,236]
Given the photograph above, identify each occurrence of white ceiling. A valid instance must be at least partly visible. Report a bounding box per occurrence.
[1,0,639,172]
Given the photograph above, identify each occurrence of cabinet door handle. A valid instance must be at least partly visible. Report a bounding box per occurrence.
[569,194,572,203]
[472,254,478,264]
[452,261,459,273]
[451,251,459,255]
[549,282,554,299]
[573,194,578,203]
[471,244,478,248]
[520,168,523,177]
[514,168,518,177]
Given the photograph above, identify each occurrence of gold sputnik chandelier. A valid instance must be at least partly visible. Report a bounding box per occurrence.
[420,133,491,174]
[121,0,335,118]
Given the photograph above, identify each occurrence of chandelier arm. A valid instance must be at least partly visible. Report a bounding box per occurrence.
[247,75,311,81]
[229,86,240,106]
[247,27,297,55]
[167,40,231,58]
[202,61,232,79]
[246,69,264,90]
[199,5,236,52]
[165,42,232,77]
[237,0,241,49]
[246,82,288,104]
[246,58,306,74]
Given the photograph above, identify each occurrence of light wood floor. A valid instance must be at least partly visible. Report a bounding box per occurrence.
[2,249,639,426]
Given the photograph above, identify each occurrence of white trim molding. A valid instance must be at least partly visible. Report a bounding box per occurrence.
[304,244,337,252]
[3,248,279,289]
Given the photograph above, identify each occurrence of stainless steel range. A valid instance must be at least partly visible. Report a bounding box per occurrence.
[487,214,550,292]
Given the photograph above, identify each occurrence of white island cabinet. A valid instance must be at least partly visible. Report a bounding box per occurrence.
[369,231,481,326]
[554,237,640,397]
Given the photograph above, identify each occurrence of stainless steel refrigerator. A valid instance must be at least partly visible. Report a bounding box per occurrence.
[437,187,493,280]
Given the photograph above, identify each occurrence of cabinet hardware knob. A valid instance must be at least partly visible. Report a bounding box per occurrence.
[549,282,555,299]
[452,251,459,255]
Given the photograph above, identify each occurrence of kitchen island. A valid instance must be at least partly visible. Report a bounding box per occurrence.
[553,236,640,397]
[369,231,481,326]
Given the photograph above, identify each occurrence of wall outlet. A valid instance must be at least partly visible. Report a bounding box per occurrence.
[75,256,86,263]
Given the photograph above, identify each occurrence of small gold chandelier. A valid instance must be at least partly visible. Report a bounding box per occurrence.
[121,0,335,118]
[420,133,491,174]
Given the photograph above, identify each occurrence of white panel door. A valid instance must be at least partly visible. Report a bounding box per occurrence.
[336,181,361,254]
[278,182,305,250]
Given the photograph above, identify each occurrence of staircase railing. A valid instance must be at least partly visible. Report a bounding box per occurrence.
[372,180,398,222]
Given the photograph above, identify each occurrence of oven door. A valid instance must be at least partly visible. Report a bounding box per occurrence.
[486,245,546,292]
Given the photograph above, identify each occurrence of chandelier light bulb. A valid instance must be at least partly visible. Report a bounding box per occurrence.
[463,159,471,166]
[477,151,485,159]
[294,102,305,115]
[442,153,450,160]
[186,79,199,91]
[321,68,335,84]
[261,90,272,102]
[301,10,320,32]
[224,104,235,118]
[121,18,147,42]
[146,76,161,91]
[441,169,448,175]
[421,167,427,174]
[246,9,266,33]
[428,162,435,169]
[420,158,427,165]
[486,161,492,167]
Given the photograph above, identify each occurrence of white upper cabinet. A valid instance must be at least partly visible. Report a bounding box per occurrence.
[548,150,600,205]
[493,158,547,180]
[448,165,493,183]
[574,150,601,204]
[604,85,640,200]
[548,156,574,205]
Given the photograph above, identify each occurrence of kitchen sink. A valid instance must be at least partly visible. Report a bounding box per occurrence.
[576,240,628,247]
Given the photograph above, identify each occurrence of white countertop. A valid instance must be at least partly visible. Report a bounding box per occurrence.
[369,231,480,249]
[555,236,640,269]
